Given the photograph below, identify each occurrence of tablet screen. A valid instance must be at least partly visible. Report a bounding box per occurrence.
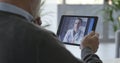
[57,15,98,46]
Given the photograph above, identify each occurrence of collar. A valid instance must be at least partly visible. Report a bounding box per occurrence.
[0,2,34,22]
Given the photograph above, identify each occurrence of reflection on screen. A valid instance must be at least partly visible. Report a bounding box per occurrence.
[84,18,95,35]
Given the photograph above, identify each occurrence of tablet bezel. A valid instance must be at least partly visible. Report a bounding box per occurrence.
[57,15,98,46]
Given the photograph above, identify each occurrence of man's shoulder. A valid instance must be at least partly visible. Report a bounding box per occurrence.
[0,11,57,41]
[21,21,55,36]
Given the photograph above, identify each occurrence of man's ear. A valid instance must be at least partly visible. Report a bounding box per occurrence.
[34,17,42,25]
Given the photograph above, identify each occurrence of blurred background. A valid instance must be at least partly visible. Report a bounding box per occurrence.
[39,0,120,61]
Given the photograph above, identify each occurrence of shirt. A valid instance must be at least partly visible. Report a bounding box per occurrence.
[63,29,84,44]
[0,2,33,22]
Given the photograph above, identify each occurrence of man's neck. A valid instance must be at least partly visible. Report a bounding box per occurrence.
[0,0,32,16]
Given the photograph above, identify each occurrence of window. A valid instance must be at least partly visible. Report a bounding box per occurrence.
[66,0,103,4]
[57,0,63,4]
[57,0,104,4]
[108,0,112,5]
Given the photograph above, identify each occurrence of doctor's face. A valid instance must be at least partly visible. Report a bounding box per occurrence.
[73,19,82,32]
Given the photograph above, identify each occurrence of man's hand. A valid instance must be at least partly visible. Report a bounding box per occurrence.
[80,31,99,53]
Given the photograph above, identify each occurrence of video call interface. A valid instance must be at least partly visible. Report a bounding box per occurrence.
[57,16,97,45]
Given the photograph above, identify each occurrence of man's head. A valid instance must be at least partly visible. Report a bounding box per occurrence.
[0,0,41,18]
[73,18,82,32]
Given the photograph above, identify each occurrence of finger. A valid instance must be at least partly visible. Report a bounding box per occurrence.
[83,34,90,41]
[84,31,95,40]
[95,33,99,38]
[88,31,95,37]
[90,32,99,38]
[91,35,99,40]
[83,31,96,41]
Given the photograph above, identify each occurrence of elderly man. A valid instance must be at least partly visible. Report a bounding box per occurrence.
[0,0,102,63]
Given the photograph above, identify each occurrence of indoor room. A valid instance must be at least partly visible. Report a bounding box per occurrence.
[40,0,120,63]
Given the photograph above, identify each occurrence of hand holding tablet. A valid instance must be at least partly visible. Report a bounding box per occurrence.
[80,31,99,53]
[57,15,98,46]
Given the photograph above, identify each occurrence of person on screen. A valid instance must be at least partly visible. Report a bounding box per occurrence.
[63,18,84,44]
[0,0,102,63]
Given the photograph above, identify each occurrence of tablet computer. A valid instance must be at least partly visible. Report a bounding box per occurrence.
[57,15,98,46]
